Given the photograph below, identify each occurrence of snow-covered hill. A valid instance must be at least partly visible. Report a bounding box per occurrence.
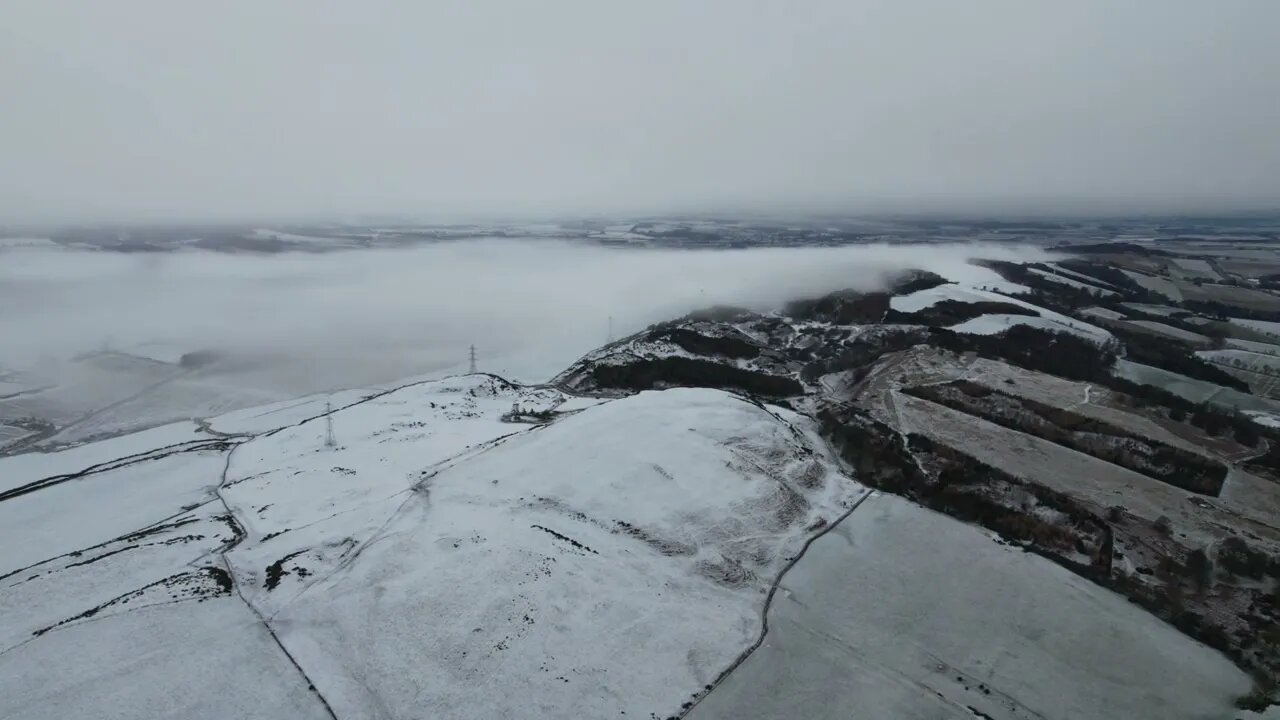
[1,375,861,720]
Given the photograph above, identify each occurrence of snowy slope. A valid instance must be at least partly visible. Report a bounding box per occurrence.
[234,387,860,719]
[890,282,1004,312]
[890,284,1113,343]
[950,313,1112,344]
[207,388,376,435]
[1227,338,1280,357]
[1128,319,1210,344]
[1027,267,1118,296]
[688,494,1251,720]
[1079,306,1127,321]
[1198,349,1280,374]
[1046,263,1120,289]
[1,375,859,720]
[1122,270,1183,301]
[0,420,209,494]
[1230,317,1280,339]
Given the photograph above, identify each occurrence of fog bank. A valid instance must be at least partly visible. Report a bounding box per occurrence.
[2,241,1044,387]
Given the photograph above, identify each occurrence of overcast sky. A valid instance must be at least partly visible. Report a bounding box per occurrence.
[2,1,1277,222]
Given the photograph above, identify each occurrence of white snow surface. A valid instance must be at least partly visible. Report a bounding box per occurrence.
[1027,267,1118,296]
[1121,270,1184,301]
[1246,411,1280,429]
[950,313,1112,344]
[1128,319,1210,343]
[890,283,1112,343]
[1227,338,1280,356]
[0,420,208,494]
[1198,349,1280,374]
[889,282,1027,313]
[0,598,332,720]
[688,494,1251,720]
[1046,262,1119,288]
[1122,302,1188,317]
[1170,257,1220,279]
[0,448,226,576]
[2,375,860,720]
[1079,306,1127,321]
[237,385,859,719]
[1230,317,1280,338]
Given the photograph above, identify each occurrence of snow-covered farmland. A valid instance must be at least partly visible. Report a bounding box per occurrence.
[891,283,1005,312]
[1045,262,1120,289]
[1230,317,1280,340]
[1198,349,1280,375]
[887,390,1279,538]
[1170,257,1220,280]
[891,284,1112,343]
[1121,302,1188,318]
[1079,306,1127,321]
[1114,359,1280,415]
[1126,319,1211,344]
[687,494,1251,720]
[1027,267,1118,296]
[1226,338,1280,357]
[1121,270,1183,301]
[949,313,1112,344]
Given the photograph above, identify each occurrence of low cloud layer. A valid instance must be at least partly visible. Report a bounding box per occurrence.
[2,241,1043,389]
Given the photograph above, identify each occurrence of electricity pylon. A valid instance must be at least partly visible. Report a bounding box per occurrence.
[469,345,477,374]
[324,401,337,448]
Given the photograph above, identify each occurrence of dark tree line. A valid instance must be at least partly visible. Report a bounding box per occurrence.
[883,300,1038,327]
[1107,325,1249,391]
[925,325,1116,383]
[783,290,891,325]
[590,356,802,397]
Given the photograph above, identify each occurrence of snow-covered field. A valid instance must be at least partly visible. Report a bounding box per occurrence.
[1115,359,1280,414]
[1122,302,1188,317]
[1045,262,1120,289]
[1079,306,1127,321]
[1121,270,1184,301]
[1198,349,1280,375]
[1230,317,1280,339]
[0,376,862,720]
[1227,338,1280,357]
[890,284,1112,344]
[0,420,208,494]
[1127,319,1211,344]
[688,494,1251,720]
[1170,257,1220,280]
[889,390,1277,538]
[1027,266,1118,296]
[949,313,1112,344]
[0,447,227,576]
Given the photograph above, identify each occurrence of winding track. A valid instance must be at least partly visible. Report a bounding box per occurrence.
[674,486,876,719]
